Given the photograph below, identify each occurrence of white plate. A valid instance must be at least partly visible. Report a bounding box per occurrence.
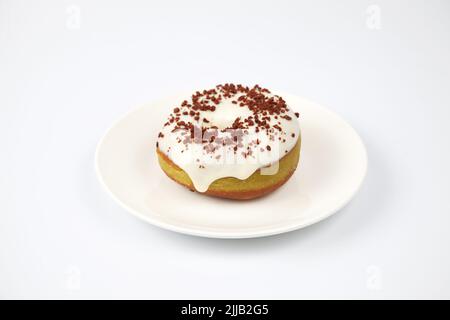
[95,92,367,239]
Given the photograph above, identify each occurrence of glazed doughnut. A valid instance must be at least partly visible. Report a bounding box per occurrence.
[156,84,301,200]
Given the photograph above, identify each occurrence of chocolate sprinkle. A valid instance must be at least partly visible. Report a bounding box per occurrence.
[157,84,299,157]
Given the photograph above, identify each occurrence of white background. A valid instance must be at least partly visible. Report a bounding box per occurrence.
[1,0,449,299]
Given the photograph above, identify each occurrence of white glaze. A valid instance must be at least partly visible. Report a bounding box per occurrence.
[157,86,300,192]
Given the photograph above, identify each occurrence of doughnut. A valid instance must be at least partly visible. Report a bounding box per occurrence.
[156,84,301,200]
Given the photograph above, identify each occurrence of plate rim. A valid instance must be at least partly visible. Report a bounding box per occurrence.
[95,93,368,239]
